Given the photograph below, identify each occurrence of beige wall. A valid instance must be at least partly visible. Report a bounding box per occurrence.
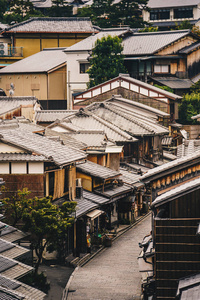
[0,65,67,100]
[157,37,197,56]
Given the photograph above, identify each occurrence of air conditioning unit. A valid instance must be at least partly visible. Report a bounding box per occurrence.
[0,43,8,56]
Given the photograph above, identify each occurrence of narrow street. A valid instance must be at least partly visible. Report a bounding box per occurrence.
[67,214,151,300]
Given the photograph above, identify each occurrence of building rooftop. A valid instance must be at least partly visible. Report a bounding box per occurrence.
[0,222,27,243]
[0,126,87,167]
[35,110,77,123]
[177,273,200,300]
[64,28,131,52]
[77,160,121,180]
[150,77,193,90]
[87,102,169,136]
[2,17,96,34]
[0,49,67,74]
[152,176,200,208]
[122,30,193,56]
[147,0,200,9]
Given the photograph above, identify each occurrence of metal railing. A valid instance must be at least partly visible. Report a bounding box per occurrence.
[0,46,23,57]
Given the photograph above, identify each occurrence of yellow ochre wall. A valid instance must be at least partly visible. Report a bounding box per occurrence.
[14,33,90,58]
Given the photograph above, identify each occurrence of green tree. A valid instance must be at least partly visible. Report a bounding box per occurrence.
[22,196,76,272]
[179,93,200,124]
[190,79,200,94]
[175,20,193,30]
[77,0,148,28]
[1,188,32,227]
[0,0,8,23]
[47,0,73,17]
[139,26,158,32]
[87,35,127,88]
[3,0,43,24]
[154,84,174,93]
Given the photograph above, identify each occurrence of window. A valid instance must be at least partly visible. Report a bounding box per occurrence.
[80,63,89,74]
[154,65,169,74]
[49,172,54,197]
[150,9,170,20]
[174,7,193,19]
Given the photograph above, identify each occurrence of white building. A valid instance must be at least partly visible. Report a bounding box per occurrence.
[143,0,200,30]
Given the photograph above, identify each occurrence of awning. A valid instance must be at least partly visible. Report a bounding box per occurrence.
[86,209,104,220]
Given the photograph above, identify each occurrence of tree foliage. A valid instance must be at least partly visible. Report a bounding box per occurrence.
[2,188,76,273]
[154,84,174,93]
[87,35,127,88]
[77,0,148,28]
[179,93,200,124]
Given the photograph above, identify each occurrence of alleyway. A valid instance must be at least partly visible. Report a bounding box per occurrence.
[66,214,151,300]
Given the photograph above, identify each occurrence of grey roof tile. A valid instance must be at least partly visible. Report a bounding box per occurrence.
[122,30,191,55]
[35,110,77,123]
[0,153,48,162]
[87,102,169,136]
[95,183,132,199]
[0,127,87,167]
[68,131,108,147]
[77,160,120,179]
[151,77,193,89]
[0,49,67,74]
[75,197,98,218]
[64,110,137,143]
[4,17,95,33]
[179,41,200,54]
[0,97,39,117]
[82,190,108,205]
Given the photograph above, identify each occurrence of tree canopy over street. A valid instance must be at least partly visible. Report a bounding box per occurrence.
[87,35,127,88]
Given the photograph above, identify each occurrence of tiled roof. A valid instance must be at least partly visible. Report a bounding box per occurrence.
[147,0,200,8]
[0,127,87,167]
[0,222,27,243]
[151,77,193,89]
[179,40,200,54]
[0,153,48,162]
[141,150,200,181]
[64,28,131,52]
[0,49,67,74]
[0,274,46,299]
[82,190,108,205]
[35,110,77,123]
[152,177,200,208]
[0,254,33,280]
[122,30,192,55]
[3,17,96,33]
[65,110,137,143]
[119,168,143,186]
[77,160,120,179]
[68,131,108,148]
[0,239,29,260]
[95,183,132,200]
[0,97,39,117]
[75,197,98,218]
[107,96,170,118]
[87,102,169,136]
[177,140,200,158]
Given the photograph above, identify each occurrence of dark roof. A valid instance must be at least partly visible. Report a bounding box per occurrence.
[152,177,200,208]
[75,197,98,218]
[3,17,96,34]
[177,273,200,300]
[0,222,27,243]
[179,40,200,54]
[95,183,133,200]
[77,161,121,180]
[82,190,108,205]
[150,77,193,89]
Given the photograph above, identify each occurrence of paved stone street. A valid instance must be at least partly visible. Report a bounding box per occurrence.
[67,214,151,300]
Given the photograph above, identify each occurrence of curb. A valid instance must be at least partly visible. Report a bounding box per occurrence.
[62,266,79,300]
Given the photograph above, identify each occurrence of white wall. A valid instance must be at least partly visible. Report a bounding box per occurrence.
[11,162,26,174]
[0,162,9,174]
[28,162,44,174]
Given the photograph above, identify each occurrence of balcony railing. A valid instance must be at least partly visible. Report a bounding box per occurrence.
[0,46,23,58]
